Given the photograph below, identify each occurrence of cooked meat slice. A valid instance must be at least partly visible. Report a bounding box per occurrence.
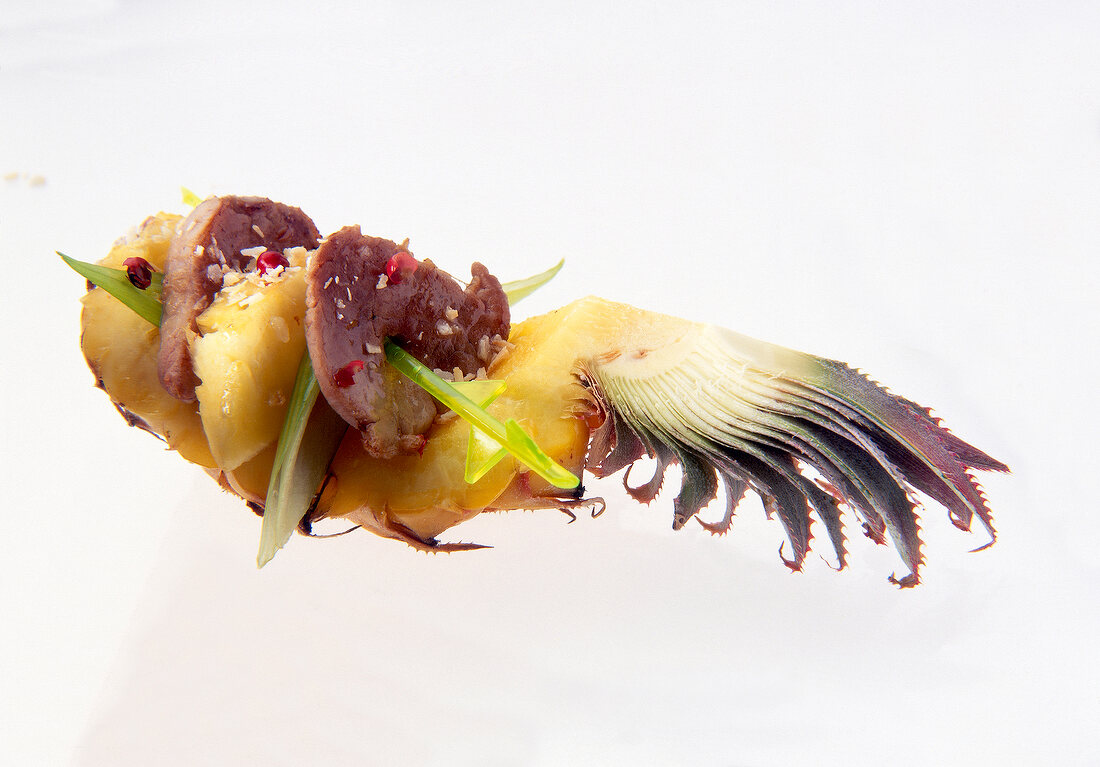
[158,195,320,401]
[305,225,511,459]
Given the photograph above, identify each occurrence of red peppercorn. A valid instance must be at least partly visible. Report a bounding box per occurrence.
[333,359,365,388]
[123,257,155,290]
[384,251,418,285]
[257,250,290,274]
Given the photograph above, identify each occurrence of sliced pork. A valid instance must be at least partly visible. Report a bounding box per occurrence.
[158,195,320,401]
[305,225,510,459]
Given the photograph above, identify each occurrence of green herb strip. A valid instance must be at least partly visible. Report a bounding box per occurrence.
[384,339,579,489]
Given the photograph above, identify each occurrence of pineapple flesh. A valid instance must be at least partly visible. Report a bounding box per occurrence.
[192,248,310,471]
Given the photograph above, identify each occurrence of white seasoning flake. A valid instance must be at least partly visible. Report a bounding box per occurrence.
[477,336,491,363]
[336,298,346,309]
[251,224,264,238]
[205,264,222,282]
[241,245,266,258]
[223,271,242,287]
[365,343,382,354]
[436,320,454,336]
[445,306,459,321]
[376,273,388,289]
[194,244,205,257]
[270,316,290,344]
[476,367,487,380]
[453,367,464,381]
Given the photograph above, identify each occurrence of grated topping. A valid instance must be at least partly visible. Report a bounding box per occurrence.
[270,315,290,344]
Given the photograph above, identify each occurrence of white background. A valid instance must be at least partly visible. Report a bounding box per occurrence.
[2,2,1097,765]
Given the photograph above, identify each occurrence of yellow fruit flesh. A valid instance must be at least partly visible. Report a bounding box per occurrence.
[193,249,309,471]
[80,213,217,468]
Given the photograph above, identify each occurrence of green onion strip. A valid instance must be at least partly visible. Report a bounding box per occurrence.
[384,340,579,489]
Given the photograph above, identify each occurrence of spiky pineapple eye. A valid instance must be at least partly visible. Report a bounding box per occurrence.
[384,251,418,284]
[333,359,364,388]
[122,257,154,289]
[256,250,290,274]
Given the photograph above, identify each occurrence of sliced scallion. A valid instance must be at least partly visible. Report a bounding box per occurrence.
[257,354,347,567]
[384,339,580,489]
[59,252,163,326]
[181,186,202,208]
[501,258,563,305]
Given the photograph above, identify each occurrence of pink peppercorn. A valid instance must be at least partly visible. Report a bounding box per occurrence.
[123,257,155,289]
[384,251,418,285]
[333,360,365,388]
[257,250,290,274]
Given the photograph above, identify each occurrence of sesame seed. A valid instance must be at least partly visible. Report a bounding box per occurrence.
[251,224,264,237]
[324,277,334,290]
